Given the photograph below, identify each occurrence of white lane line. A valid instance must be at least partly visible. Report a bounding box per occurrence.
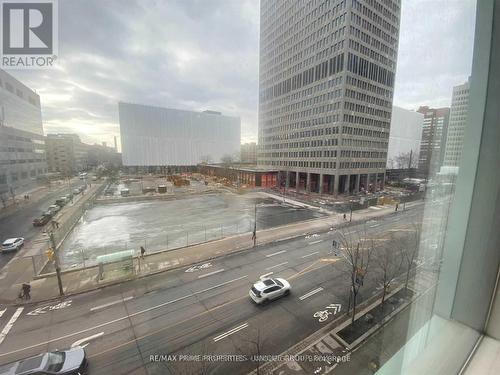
[301,251,319,258]
[0,309,6,318]
[266,250,287,257]
[308,240,323,245]
[71,332,104,348]
[0,307,23,345]
[299,287,324,301]
[198,269,225,279]
[260,272,273,279]
[265,262,288,271]
[90,296,134,312]
[213,323,249,342]
[0,275,250,358]
[369,224,380,228]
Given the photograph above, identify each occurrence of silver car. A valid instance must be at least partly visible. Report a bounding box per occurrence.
[0,347,87,375]
[1,238,24,253]
[249,277,291,304]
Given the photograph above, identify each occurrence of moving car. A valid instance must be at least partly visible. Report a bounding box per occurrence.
[33,214,51,227]
[249,277,291,304]
[1,237,25,252]
[0,347,88,375]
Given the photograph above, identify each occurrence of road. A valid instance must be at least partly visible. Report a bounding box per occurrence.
[0,179,87,270]
[0,206,423,374]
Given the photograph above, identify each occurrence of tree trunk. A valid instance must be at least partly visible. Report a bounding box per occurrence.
[405,267,411,290]
[381,286,387,304]
[351,291,357,325]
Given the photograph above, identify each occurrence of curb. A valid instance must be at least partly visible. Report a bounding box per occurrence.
[3,201,424,305]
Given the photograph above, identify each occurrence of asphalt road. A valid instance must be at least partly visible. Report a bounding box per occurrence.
[0,180,87,270]
[0,206,424,375]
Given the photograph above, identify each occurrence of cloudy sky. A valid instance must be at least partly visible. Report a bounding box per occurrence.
[9,0,476,149]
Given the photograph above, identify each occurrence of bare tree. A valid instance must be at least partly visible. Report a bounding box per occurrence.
[200,155,213,164]
[234,328,266,375]
[335,228,375,324]
[394,151,418,170]
[220,154,234,180]
[161,341,220,375]
[375,235,404,305]
[403,223,421,290]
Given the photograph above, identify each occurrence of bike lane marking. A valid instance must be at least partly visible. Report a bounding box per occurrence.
[299,287,324,301]
[90,297,134,312]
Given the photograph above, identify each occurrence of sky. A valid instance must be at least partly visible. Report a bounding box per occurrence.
[8,0,476,149]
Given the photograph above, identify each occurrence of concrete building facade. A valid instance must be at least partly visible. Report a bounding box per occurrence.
[0,69,46,195]
[417,106,450,178]
[386,106,423,169]
[119,103,241,167]
[45,134,90,175]
[258,0,401,194]
[240,142,257,164]
[443,78,470,168]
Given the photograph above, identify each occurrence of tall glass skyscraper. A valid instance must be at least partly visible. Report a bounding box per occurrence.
[0,69,46,196]
[258,0,400,194]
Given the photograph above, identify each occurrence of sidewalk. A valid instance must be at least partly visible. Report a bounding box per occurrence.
[250,259,437,375]
[0,183,104,304]
[0,199,422,305]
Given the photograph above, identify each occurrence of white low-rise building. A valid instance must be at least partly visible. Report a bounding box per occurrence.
[119,102,240,167]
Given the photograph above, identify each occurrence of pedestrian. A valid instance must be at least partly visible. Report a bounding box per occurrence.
[395,203,399,211]
[22,282,31,300]
[343,213,347,221]
[140,246,146,259]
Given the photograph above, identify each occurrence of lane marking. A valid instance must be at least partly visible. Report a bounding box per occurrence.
[301,251,319,258]
[344,231,356,235]
[260,272,273,279]
[90,264,331,360]
[0,307,23,345]
[213,323,249,342]
[71,332,104,348]
[299,287,324,301]
[369,224,380,228]
[90,296,134,312]
[0,309,6,318]
[0,275,249,357]
[266,250,287,257]
[308,240,323,245]
[265,262,288,271]
[198,269,225,279]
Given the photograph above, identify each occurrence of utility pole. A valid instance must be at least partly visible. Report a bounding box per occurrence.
[349,200,353,222]
[252,203,257,247]
[49,232,64,296]
[67,176,73,203]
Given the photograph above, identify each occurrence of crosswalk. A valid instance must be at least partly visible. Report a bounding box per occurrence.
[0,307,24,345]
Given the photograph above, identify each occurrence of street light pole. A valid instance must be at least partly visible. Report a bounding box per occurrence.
[252,203,257,247]
[49,232,64,296]
[349,200,353,222]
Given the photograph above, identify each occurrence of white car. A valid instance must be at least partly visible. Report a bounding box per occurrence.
[249,277,291,304]
[48,204,61,213]
[1,237,25,252]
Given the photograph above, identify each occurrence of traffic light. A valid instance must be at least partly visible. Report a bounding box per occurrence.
[46,248,55,262]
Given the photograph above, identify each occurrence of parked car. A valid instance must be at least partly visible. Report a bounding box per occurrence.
[73,188,81,195]
[0,347,88,375]
[48,204,61,213]
[249,277,291,304]
[55,197,68,207]
[33,214,51,227]
[1,237,25,252]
